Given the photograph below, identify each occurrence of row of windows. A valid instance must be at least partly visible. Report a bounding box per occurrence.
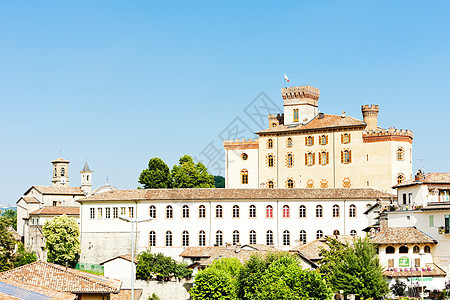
[264,150,351,168]
[266,133,350,150]
[89,207,133,219]
[385,245,431,254]
[153,229,358,247]
[148,204,358,219]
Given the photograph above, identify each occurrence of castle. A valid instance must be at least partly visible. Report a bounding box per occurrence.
[224,85,413,192]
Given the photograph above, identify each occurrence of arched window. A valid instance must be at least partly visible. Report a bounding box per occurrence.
[424,245,431,253]
[268,155,274,167]
[241,169,248,184]
[287,179,294,188]
[266,205,273,218]
[350,230,357,237]
[216,205,223,218]
[268,181,274,189]
[271,122,277,127]
[215,231,223,246]
[165,231,172,247]
[399,245,408,253]
[332,205,340,218]
[287,138,293,148]
[413,245,420,253]
[54,168,57,177]
[287,154,293,167]
[283,205,290,218]
[267,139,273,149]
[149,205,156,218]
[266,230,274,245]
[333,230,340,236]
[397,174,405,184]
[198,205,206,218]
[233,205,240,218]
[316,230,323,239]
[249,230,256,245]
[342,150,351,164]
[166,206,173,219]
[182,205,189,218]
[349,204,356,218]
[316,205,323,218]
[396,147,404,161]
[299,230,307,244]
[249,205,256,218]
[293,109,299,122]
[386,246,395,254]
[199,230,206,246]
[305,152,315,166]
[182,231,189,247]
[320,135,328,145]
[306,136,314,146]
[61,167,65,176]
[299,205,306,218]
[283,230,290,246]
[233,230,240,245]
[342,133,351,144]
[241,153,248,160]
[319,151,328,165]
[149,231,156,247]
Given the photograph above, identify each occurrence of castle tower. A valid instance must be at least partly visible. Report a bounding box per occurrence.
[281,86,320,125]
[361,104,379,131]
[80,162,93,195]
[51,157,70,186]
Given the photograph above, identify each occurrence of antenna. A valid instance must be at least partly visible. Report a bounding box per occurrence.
[59,149,62,157]
[106,176,109,184]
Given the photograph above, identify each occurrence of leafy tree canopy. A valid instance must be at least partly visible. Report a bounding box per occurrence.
[43,214,80,267]
[214,176,225,188]
[14,243,37,268]
[136,250,192,281]
[1,209,17,230]
[0,216,16,272]
[172,155,215,188]
[321,236,389,299]
[138,157,172,189]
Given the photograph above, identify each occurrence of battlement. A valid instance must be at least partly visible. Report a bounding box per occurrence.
[363,128,413,143]
[281,86,320,101]
[361,104,379,112]
[268,113,284,119]
[223,139,259,150]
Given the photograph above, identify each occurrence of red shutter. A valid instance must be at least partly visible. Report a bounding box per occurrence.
[349,150,352,163]
[305,153,308,165]
[326,152,329,165]
[341,151,344,163]
[312,153,315,165]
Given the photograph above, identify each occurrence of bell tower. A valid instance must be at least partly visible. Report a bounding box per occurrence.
[80,162,93,195]
[51,157,70,186]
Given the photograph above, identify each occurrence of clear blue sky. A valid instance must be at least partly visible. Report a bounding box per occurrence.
[1,1,449,205]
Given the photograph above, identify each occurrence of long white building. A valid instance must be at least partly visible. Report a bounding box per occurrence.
[77,188,392,264]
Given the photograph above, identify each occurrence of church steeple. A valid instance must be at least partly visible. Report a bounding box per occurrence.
[80,162,93,195]
[51,157,70,186]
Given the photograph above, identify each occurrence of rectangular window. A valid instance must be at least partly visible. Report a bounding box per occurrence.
[409,193,413,204]
[105,207,111,219]
[429,215,434,227]
[120,207,126,215]
[90,208,95,219]
[414,258,421,268]
[388,259,394,268]
[402,194,407,205]
[97,208,102,219]
[53,201,57,206]
[129,207,134,218]
[293,109,299,122]
[113,207,118,219]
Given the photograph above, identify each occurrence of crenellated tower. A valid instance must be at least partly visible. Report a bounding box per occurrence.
[361,104,379,131]
[281,85,320,125]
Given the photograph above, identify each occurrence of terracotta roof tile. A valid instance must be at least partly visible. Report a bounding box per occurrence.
[370,227,437,245]
[0,278,76,300]
[0,261,121,294]
[394,173,450,188]
[18,197,40,204]
[79,188,393,202]
[422,202,450,211]
[383,263,446,277]
[290,235,356,261]
[257,114,366,135]
[51,158,70,163]
[27,186,84,196]
[28,207,80,216]
[110,289,142,300]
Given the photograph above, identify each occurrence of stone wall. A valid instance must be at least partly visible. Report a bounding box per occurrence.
[135,279,193,300]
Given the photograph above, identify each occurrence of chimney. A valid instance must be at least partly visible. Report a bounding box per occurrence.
[361,105,379,131]
[415,169,424,182]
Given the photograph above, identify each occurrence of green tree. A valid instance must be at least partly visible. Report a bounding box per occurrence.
[171,155,215,188]
[325,236,389,299]
[136,250,192,281]
[1,209,17,230]
[13,243,37,268]
[318,236,349,281]
[43,214,80,267]
[0,216,16,272]
[138,157,172,189]
[190,258,242,300]
[214,175,225,188]
[238,252,332,300]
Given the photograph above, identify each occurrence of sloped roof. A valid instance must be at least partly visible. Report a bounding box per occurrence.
[18,197,40,204]
[51,158,70,164]
[421,202,450,211]
[25,186,84,196]
[110,289,142,300]
[100,254,137,265]
[289,235,356,261]
[257,114,366,135]
[28,207,80,216]
[394,173,450,188]
[79,188,393,202]
[0,278,76,300]
[81,162,91,172]
[0,261,121,294]
[371,227,437,245]
[384,263,446,278]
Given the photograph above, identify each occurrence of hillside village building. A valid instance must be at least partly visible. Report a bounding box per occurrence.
[77,188,392,264]
[224,85,413,192]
